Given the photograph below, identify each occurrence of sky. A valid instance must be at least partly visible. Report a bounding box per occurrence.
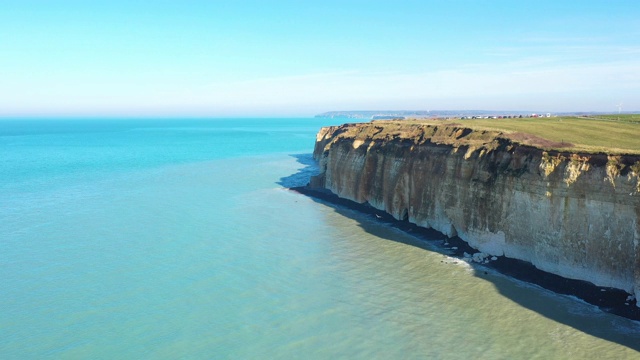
[1,0,639,117]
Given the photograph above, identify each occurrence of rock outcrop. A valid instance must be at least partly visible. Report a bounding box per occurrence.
[310,121,640,305]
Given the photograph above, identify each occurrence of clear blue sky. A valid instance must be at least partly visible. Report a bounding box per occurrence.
[1,0,638,117]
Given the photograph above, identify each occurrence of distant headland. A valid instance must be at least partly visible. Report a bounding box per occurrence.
[315,110,633,120]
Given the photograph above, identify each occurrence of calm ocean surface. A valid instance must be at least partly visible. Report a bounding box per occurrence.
[1,118,639,359]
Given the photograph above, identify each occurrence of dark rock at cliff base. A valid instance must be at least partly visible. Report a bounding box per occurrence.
[290,185,640,321]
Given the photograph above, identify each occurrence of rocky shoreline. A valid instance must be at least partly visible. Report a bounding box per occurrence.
[291,185,640,321]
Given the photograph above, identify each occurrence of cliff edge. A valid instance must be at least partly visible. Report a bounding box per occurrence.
[310,121,640,306]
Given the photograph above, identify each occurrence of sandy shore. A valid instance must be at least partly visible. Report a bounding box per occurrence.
[291,185,640,322]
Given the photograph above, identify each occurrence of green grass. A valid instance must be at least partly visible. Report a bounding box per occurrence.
[582,114,640,123]
[404,115,640,154]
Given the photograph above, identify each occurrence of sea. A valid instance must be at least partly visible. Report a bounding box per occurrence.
[1,118,639,359]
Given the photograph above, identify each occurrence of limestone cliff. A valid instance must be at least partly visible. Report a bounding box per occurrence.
[310,122,640,305]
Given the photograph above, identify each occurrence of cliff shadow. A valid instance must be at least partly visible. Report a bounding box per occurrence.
[295,190,640,352]
[277,153,319,188]
[282,154,640,352]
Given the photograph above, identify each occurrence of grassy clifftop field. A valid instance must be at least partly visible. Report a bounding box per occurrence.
[399,114,640,154]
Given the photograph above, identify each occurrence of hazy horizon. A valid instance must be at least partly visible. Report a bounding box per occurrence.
[2,1,638,117]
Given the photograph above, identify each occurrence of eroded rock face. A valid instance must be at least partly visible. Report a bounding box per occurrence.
[311,122,640,305]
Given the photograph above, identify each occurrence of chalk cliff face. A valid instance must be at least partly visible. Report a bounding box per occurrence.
[311,122,640,304]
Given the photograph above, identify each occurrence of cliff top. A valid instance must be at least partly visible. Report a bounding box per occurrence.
[375,115,640,155]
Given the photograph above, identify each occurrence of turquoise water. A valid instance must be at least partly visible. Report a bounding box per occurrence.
[1,118,639,359]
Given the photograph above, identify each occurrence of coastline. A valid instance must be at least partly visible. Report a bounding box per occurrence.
[290,185,640,322]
